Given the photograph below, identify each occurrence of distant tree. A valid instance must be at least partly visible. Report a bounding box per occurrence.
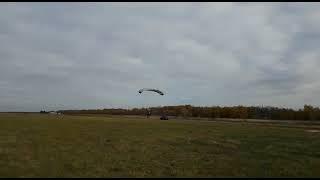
[304,105,316,120]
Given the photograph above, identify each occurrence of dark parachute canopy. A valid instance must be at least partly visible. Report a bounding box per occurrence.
[138,88,164,96]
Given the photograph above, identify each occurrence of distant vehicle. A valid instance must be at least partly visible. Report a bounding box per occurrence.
[160,115,169,120]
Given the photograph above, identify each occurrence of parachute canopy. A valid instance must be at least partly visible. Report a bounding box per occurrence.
[138,88,164,96]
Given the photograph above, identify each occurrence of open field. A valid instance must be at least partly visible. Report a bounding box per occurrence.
[0,113,320,177]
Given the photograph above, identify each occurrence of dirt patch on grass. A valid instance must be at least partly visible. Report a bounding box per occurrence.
[305,129,320,133]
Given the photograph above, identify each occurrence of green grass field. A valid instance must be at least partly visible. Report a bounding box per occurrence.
[0,113,320,177]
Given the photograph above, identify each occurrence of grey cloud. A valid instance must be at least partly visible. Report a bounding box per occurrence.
[1,3,320,111]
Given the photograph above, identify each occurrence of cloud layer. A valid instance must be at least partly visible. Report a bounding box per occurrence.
[1,3,320,111]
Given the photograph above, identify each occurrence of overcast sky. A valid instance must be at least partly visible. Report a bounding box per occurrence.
[1,2,320,111]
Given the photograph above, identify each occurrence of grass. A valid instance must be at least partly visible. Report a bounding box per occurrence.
[0,113,320,177]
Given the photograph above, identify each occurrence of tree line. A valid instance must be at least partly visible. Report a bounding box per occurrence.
[57,104,320,121]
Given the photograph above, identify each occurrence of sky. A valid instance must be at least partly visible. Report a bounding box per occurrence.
[1,2,320,111]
